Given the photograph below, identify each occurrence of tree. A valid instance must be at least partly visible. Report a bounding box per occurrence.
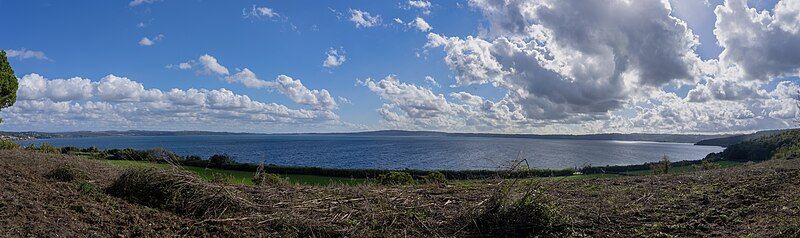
[0,51,18,122]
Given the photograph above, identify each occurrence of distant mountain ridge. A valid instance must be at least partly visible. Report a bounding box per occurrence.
[2,129,738,144]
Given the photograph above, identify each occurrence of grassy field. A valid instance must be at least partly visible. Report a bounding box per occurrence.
[620,160,743,175]
[104,160,368,186]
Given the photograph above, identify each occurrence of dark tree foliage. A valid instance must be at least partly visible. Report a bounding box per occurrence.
[0,51,18,122]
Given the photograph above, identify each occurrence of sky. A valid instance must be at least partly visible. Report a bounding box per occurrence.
[1,0,799,134]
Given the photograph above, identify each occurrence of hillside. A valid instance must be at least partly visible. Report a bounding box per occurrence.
[706,129,800,162]
[2,149,798,237]
[695,129,789,147]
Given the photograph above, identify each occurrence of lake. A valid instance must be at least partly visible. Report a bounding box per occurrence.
[18,135,724,170]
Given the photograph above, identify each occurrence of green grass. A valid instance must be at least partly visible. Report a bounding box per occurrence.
[105,160,368,186]
[621,160,743,176]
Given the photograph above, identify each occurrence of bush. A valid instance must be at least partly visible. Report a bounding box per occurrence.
[38,143,59,153]
[695,159,721,171]
[0,139,19,150]
[106,168,248,218]
[252,173,288,186]
[423,171,447,183]
[61,146,80,154]
[458,188,570,237]
[45,166,86,182]
[252,163,288,186]
[184,155,203,162]
[377,171,414,185]
[209,154,235,166]
[651,155,672,175]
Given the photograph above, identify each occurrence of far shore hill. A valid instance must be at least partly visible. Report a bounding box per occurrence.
[0,129,780,144]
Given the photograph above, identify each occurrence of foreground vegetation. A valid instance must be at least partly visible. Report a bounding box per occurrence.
[3,129,800,236]
[1,147,798,236]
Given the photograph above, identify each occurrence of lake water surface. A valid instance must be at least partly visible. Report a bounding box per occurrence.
[18,135,724,170]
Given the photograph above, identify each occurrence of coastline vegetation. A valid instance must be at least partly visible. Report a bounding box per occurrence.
[1,128,799,236]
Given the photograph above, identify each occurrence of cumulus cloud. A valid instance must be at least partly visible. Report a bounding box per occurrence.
[4,73,339,131]
[322,48,346,68]
[5,49,48,60]
[398,0,800,133]
[349,9,381,28]
[138,34,164,46]
[198,54,230,75]
[410,17,432,32]
[425,0,703,121]
[406,0,432,14]
[225,69,337,110]
[714,0,800,81]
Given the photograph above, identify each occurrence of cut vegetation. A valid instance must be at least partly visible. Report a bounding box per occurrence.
[2,129,800,236]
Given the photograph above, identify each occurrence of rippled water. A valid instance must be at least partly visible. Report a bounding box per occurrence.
[19,135,724,170]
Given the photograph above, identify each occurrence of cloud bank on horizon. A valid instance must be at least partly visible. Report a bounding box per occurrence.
[1,0,799,134]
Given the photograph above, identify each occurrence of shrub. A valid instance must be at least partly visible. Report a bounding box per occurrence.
[38,143,59,153]
[377,171,414,185]
[61,146,80,154]
[253,173,288,186]
[0,139,19,150]
[457,188,570,237]
[651,155,672,175]
[423,171,447,183]
[45,166,86,182]
[106,168,248,218]
[81,146,100,153]
[24,143,37,151]
[696,159,721,171]
[209,154,235,167]
[252,162,289,186]
[184,155,203,162]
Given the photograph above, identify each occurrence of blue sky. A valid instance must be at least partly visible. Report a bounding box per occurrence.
[2,0,799,134]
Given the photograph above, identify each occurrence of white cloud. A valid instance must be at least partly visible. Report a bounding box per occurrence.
[407,0,432,14]
[426,0,702,121]
[394,18,404,24]
[349,9,381,28]
[3,73,340,132]
[243,5,279,19]
[129,0,160,7]
[322,48,346,68]
[410,17,432,32]
[714,0,800,81]
[198,54,230,75]
[224,69,338,110]
[338,96,353,105]
[138,37,154,46]
[138,34,163,46]
[424,75,440,87]
[5,49,48,60]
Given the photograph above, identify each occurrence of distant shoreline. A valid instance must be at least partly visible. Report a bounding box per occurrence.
[1,129,739,144]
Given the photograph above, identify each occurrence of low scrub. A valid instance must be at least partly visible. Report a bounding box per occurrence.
[378,171,414,185]
[651,156,672,175]
[25,143,59,153]
[44,166,86,182]
[252,163,288,186]
[0,139,19,150]
[106,168,249,218]
[456,188,570,237]
[423,171,447,183]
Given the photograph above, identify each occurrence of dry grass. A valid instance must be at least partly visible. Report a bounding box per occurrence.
[106,168,251,218]
[1,149,799,237]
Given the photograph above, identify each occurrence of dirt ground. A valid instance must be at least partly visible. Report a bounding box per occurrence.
[1,150,798,237]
